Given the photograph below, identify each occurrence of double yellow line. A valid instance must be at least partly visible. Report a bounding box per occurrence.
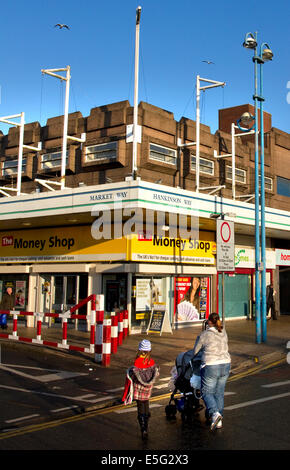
[0,357,286,441]
[228,357,286,382]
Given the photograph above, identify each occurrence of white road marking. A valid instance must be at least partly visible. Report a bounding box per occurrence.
[51,406,79,413]
[107,387,124,392]
[32,372,85,382]
[224,392,290,411]
[5,414,40,424]
[87,395,115,403]
[74,393,97,399]
[154,383,169,389]
[0,384,113,403]
[261,380,290,388]
[0,364,87,382]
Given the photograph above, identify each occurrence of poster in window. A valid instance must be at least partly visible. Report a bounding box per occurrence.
[136,278,162,312]
[15,280,26,309]
[174,277,209,322]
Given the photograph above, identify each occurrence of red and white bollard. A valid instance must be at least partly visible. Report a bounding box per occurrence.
[95,295,104,363]
[37,313,42,341]
[118,311,123,346]
[12,313,18,337]
[102,318,111,367]
[111,312,118,354]
[123,310,128,339]
[89,295,96,353]
[62,318,68,346]
[95,310,104,363]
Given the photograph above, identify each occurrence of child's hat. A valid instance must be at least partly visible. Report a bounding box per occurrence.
[138,339,151,351]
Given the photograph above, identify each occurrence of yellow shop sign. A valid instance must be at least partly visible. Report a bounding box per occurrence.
[0,226,127,263]
[128,233,216,264]
[0,227,216,265]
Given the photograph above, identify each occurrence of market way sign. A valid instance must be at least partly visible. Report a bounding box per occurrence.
[216,220,235,271]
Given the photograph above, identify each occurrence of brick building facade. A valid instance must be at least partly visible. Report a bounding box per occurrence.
[0,101,289,332]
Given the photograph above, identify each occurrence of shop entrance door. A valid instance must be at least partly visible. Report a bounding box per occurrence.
[279,268,290,314]
[39,274,88,326]
[53,275,78,313]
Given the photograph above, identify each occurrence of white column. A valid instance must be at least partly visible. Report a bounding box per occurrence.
[17,112,25,196]
[127,272,132,334]
[231,122,236,200]
[27,272,37,328]
[196,75,200,192]
[132,7,141,178]
[61,66,70,189]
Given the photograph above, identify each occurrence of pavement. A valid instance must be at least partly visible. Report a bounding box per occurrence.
[1,315,289,412]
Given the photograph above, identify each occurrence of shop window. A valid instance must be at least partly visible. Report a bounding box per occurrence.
[40,150,68,170]
[226,165,246,184]
[174,276,210,324]
[149,143,177,165]
[0,275,29,314]
[2,158,27,177]
[131,276,168,329]
[191,156,214,175]
[85,142,117,162]
[277,176,290,197]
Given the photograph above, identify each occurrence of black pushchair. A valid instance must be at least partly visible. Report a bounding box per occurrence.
[165,348,203,422]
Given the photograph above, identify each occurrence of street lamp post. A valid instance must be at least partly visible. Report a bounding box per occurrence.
[243,32,273,343]
[259,43,273,343]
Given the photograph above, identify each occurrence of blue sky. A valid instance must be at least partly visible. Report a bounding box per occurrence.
[0,0,289,135]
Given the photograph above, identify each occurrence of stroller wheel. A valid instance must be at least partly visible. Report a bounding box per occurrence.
[165,404,177,420]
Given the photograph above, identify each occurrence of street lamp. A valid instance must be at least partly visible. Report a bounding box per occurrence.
[243,32,258,49]
[243,32,273,344]
[238,111,255,129]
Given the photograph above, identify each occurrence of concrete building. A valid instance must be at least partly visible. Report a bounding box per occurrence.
[0,100,289,333]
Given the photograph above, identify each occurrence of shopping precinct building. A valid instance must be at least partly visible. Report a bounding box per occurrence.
[0,100,289,333]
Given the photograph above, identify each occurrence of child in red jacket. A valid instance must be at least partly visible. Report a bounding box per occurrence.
[122,339,159,440]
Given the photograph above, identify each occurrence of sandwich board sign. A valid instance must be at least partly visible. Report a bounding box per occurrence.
[216,220,235,272]
[147,303,172,336]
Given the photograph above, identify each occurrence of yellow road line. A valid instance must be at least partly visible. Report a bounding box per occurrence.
[228,358,286,382]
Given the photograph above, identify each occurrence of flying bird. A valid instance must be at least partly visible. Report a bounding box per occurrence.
[54,24,70,29]
[202,60,214,64]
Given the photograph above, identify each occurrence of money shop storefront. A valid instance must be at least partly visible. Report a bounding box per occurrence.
[0,225,129,328]
[0,225,217,333]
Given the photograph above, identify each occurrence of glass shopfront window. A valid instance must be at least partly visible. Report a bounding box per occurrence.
[0,274,29,320]
[131,275,211,331]
[131,276,168,330]
[38,273,88,328]
[174,276,211,325]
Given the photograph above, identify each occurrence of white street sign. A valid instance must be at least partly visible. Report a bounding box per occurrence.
[216,219,235,271]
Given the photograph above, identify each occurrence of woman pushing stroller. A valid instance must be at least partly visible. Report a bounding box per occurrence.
[192,312,231,431]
